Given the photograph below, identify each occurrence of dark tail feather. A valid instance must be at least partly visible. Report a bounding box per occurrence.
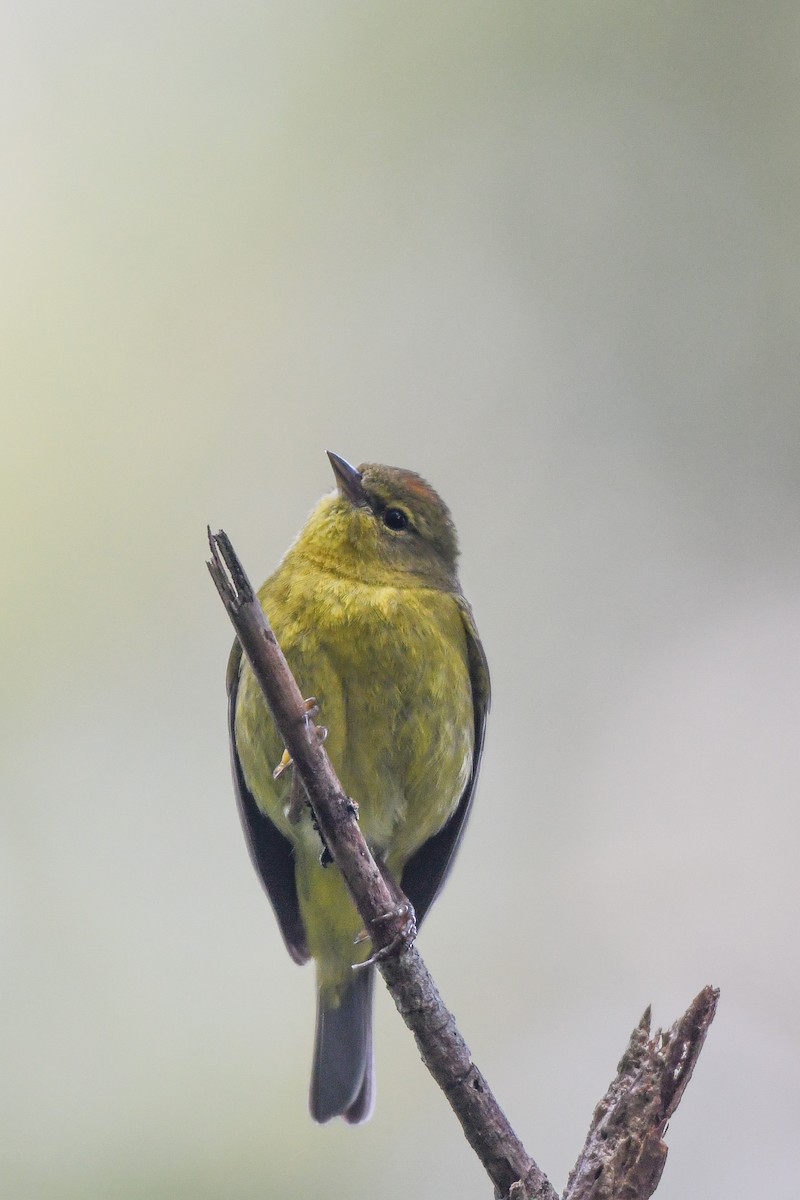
[310,966,375,1124]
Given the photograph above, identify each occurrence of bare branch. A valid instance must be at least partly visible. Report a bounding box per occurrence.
[563,986,720,1200]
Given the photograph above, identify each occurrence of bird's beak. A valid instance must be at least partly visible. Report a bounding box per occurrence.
[327,451,368,506]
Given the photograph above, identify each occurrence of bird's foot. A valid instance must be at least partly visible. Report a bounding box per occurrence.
[353,901,417,968]
[272,747,293,781]
[273,697,326,781]
[275,700,328,830]
[300,697,321,732]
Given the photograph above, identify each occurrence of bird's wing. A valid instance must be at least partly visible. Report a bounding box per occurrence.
[400,594,491,926]
[226,639,310,964]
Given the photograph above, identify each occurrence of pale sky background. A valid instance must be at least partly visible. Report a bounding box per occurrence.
[2,4,798,1198]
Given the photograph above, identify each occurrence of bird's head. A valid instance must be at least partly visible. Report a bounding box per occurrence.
[291,452,460,591]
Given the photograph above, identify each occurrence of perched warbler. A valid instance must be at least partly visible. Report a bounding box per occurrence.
[227,452,490,1123]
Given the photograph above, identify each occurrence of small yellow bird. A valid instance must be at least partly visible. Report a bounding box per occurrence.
[227,452,490,1123]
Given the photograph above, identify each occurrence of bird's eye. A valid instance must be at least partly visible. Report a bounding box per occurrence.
[382,507,409,532]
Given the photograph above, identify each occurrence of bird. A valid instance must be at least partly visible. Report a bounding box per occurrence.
[226,451,490,1123]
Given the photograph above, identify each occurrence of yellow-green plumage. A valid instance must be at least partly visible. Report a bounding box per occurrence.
[227,454,489,1124]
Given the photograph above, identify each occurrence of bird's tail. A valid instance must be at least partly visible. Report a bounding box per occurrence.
[310,965,375,1124]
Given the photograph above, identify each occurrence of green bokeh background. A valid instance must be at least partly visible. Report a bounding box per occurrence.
[3,4,798,1197]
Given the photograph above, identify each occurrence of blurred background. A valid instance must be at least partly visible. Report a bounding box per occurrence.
[2,3,798,1197]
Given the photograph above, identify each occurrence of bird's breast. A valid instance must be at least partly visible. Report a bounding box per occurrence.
[244,568,474,865]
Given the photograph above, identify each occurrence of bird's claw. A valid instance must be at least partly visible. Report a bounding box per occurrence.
[273,697,327,781]
[352,901,417,968]
[272,748,293,781]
